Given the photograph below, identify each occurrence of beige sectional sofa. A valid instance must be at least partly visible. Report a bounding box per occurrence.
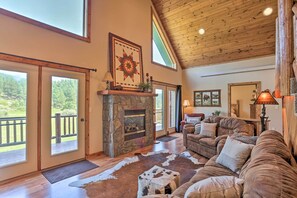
[170,130,297,198]
[183,116,254,158]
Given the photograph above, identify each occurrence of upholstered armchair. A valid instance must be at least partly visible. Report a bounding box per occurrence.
[180,113,205,132]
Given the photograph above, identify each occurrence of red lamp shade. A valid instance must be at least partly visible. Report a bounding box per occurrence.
[254,89,279,105]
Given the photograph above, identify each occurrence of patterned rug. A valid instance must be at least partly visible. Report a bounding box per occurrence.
[69,150,205,198]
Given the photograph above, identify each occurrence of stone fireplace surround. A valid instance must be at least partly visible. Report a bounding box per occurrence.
[98,90,157,157]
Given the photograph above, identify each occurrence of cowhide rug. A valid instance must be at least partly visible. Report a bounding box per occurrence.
[69,150,205,198]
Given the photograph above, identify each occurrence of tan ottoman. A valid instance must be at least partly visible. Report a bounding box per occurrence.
[137,165,180,198]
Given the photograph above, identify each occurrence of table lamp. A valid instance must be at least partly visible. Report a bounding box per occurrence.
[102,72,114,90]
[183,100,190,119]
[254,89,279,132]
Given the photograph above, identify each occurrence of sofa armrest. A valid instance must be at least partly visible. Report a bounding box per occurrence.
[180,120,186,132]
[234,124,255,136]
[183,126,194,147]
[184,123,195,128]
[214,135,228,145]
[217,138,227,154]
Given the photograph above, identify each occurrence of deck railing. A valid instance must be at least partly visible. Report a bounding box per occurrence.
[0,114,77,147]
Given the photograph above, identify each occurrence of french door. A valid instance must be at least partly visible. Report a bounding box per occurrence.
[167,87,176,133]
[154,85,166,137]
[0,61,38,181]
[41,68,85,169]
[0,62,86,181]
[153,84,176,138]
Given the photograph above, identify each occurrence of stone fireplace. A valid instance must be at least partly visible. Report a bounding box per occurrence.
[99,90,156,157]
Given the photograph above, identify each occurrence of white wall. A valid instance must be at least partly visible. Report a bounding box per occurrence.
[182,56,282,132]
[0,0,183,154]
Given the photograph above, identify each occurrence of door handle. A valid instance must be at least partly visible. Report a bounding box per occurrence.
[80,118,85,122]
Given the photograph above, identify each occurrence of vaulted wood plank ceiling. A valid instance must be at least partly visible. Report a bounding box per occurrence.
[152,0,277,68]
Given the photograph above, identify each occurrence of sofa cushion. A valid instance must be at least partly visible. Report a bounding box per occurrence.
[216,136,253,172]
[184,176,244,198]
[172,159,238,198]
[203,116,222,125]
[142,195,178,198]
[217,118,248,136]
[187,117,201,125]
[190,164,238,184]
[234,124,255,136]
[194,124,201,134]
[231,133,258,145]
[242,153,297,198]
[199,138,217,147]
[187,134,208,143]
[200,122,217,137]
[252,130,292,164]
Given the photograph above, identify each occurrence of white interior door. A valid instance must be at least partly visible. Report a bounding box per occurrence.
[0,61,38,181]
[41,68,85,169]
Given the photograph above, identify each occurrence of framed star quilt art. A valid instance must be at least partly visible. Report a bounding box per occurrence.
[109,33,144,91]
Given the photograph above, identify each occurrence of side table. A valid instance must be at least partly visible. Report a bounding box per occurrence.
[137,165,180,198]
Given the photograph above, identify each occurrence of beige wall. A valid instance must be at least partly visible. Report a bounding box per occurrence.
[0,0,182,154]
[231,85,256,118]
[182,56,282,132]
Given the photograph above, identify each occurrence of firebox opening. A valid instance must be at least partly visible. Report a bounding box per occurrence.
[124,109,146,141]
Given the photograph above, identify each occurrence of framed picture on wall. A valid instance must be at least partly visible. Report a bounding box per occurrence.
[109,33,144,91]
[194,89,221,107]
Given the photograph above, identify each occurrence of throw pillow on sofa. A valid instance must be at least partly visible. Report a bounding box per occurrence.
[216,136,253,172]
[199,122,217,137]
[187,117,201,125]
[194,124,201,134]
[184,176,244,198]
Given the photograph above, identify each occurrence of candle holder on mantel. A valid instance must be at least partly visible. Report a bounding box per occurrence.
[138,73,153,92]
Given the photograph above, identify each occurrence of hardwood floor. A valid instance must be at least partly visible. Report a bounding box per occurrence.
[0,133,207,198]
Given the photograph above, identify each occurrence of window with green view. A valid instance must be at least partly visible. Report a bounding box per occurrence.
[152,17,176,69]
[0,0,88,38]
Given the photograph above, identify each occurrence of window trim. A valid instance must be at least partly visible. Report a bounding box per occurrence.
[151,8,177,71]
[0,0,91,42]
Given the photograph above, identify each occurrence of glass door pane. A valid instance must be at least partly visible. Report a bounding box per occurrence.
[51,77,78,155]
[0,61,38,182]
[155,88,164,132]
[0,70,27,167]
[168,89,176,129]
[41,68,85,170]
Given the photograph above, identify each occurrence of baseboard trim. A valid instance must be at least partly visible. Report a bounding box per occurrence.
[86,151,104,158]
[0,171,40,185]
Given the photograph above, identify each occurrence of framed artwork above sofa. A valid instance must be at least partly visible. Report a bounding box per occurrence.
[194,89,221,107]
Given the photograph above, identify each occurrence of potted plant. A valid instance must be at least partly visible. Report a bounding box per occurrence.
[212,110,221,116]
[138,82,152,92]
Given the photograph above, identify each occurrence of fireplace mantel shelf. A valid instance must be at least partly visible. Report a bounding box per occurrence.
[98,90,157,97]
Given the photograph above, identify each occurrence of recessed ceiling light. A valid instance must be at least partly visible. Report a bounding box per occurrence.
[198,28,205,35]
[263,7,273,16]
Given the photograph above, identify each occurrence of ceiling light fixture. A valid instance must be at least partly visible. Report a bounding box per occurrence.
[198,28,205,35]
[263,7,273,16]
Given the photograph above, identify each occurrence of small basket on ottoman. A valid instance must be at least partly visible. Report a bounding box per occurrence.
[137,165,180,198]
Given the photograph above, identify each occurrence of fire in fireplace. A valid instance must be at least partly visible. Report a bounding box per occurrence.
[124,109,145,141]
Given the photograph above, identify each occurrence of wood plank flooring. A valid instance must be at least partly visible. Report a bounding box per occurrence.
[0,133,207,198]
